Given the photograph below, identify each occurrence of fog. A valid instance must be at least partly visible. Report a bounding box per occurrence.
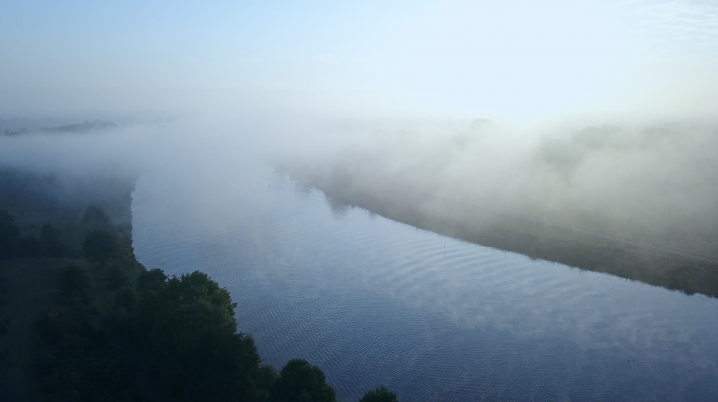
[2,0,718,281]
[280,117,718,258]
[2,104,716,260]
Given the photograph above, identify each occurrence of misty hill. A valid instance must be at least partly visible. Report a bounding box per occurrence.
[278,122,718,297]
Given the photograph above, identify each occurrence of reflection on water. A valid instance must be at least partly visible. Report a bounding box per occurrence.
[326,196,352,218]
[133,173,718,401]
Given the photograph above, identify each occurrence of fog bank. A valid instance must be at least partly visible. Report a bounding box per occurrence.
[280,119,718,259]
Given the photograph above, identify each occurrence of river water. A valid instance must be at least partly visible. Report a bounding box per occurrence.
[132,170,718,401]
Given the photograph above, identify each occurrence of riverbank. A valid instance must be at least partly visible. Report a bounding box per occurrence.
[0,166,396,402]
[279,162,718,298]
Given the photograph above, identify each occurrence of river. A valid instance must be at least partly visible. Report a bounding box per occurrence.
[132,169,718,401]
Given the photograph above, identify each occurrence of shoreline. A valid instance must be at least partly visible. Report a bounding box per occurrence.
[282,167,718,298]
[0,166,385,401]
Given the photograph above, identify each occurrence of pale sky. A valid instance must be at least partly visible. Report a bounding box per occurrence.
[2,0,718,120]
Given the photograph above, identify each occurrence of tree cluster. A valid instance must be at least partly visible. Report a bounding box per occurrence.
[0,209,65,258]
[112,267,399,402]
[119,269,262,400]
[29,206,399,401]
[34,264,135,400]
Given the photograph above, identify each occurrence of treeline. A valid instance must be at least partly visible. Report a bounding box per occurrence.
[279,160,718,298]
[1,205,399,402]
[0,209,65,259]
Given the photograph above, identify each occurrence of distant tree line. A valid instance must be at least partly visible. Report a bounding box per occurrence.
[1,120,116,136]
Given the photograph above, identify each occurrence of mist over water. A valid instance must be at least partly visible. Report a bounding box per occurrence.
[283,119,718,258]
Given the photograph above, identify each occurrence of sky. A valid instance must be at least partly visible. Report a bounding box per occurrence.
[2,0,718,121]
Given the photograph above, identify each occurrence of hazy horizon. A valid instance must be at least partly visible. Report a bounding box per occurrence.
[2,0,718,124]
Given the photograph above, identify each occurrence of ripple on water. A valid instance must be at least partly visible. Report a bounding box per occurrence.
[133,176,718,402]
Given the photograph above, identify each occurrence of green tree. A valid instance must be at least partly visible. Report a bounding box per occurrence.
[360,386,398,402]
[257,364,278,401]
[19,235,40,256]
[270,359,337,402]
[0,209,17,235]
[40,224,64,257]
[82,205,110,230]
[140,271,261,401]
[58,265,91,301]
[105,265,128,289]
[132,268,169,336]
[83,230,120,267]
[39,223,59,244]
[0,209,20,258]
[137,268,168,292]
[113,286,138,316]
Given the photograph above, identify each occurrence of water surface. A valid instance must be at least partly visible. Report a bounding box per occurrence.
[132,172,718,401]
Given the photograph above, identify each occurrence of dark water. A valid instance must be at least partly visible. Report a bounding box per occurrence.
[132,172,718,401]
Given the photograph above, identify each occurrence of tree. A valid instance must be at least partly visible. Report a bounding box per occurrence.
[19,235,40,256]
[0,209,20,258]
[0,209,17,232]
[270,359,336,402]
[40,224,64,257]
[40,223,59,244]
[105,265,128,289]
[257,364,278,401]
[140,271,261,401]
[148,271,241,350]
[83,230,120,267]
[360,386,398,402]
[82,205,110,230]
[59,265,91,300]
